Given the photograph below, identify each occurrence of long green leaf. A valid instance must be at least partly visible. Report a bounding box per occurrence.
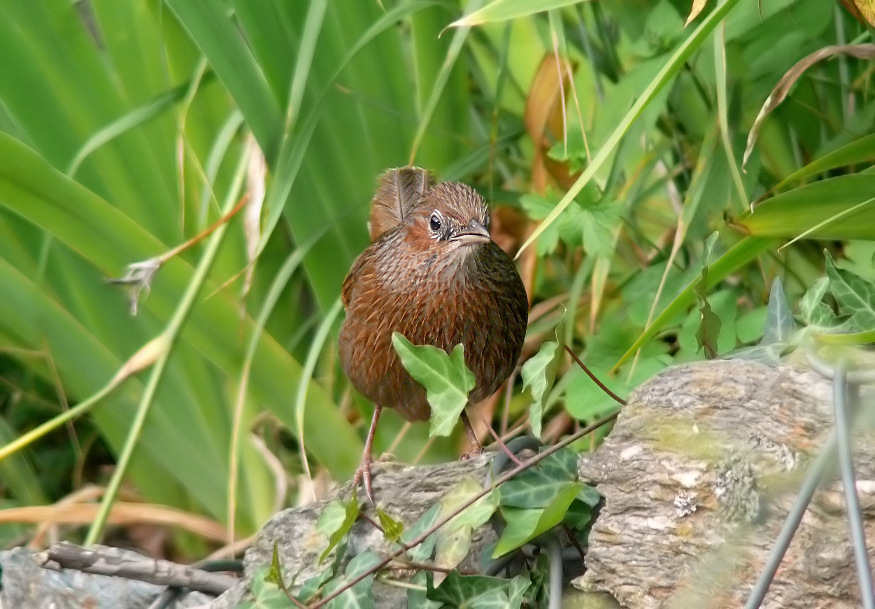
[774,134,875,191]
[164,0,284,161]
[450,0,586,27]
[0,134,361,481]
[732,175,875,240]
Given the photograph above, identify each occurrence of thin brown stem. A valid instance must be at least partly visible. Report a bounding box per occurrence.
[393,559,476,575]
[157,194,249,264]
[358,511,385,535]
[480,412,524,467]
[564,346,627,406]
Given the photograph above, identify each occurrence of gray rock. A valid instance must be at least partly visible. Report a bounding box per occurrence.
[576,359,874,608]
[0,545,212,608]
[212,455,498,608]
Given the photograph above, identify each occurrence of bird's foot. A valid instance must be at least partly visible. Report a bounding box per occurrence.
[459,410,484,460]
[352,456,375,504]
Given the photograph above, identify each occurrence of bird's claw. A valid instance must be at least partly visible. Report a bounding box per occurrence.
[353,457,375,504]
[460,446,485,460]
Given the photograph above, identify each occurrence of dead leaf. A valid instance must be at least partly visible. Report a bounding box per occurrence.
[743,44,875,171]
[243,135,266,299]
[854,0,875,26]
[685,0,708,26]
[524,55,577,193]
[839,0,875,26]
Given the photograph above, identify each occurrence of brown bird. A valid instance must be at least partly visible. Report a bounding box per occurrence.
[339,167,529,501]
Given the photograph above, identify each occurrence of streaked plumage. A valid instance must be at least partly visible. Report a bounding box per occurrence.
[339,167,529,499]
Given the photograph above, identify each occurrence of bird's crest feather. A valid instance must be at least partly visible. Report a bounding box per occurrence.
[369,166,435,241]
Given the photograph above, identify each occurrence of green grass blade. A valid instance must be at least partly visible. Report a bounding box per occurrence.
[732,175,875,240]
[67,82,192,176]
[165,0,284,160]
[774,134,875,191]
[0,134,361,481]
[451,0,585,27]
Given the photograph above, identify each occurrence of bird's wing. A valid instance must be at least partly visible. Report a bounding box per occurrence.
[368,166,435,241]
[341,252,367,309]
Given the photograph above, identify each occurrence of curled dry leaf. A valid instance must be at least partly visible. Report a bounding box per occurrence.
[685,0,708,26]
[243,135,266,299]
[110,334,171,386]
[489,205,528,258]
[854,0,875,26]
[525,54,577,194]
[743,44,875,172]
[839,0,875,27]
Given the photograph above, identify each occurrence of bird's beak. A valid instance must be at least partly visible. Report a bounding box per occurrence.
[452,219,491,245]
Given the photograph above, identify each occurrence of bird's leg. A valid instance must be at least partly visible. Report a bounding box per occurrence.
[459,410,484,459]
[353,404,382,503]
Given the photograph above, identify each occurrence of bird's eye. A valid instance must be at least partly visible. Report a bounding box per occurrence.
[428,211,443,233]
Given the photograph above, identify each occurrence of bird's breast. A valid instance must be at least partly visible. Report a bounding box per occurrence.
[339,240,528,421]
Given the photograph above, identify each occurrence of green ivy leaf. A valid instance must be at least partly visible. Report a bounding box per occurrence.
[520,341,560,438]
[402,504,441,562]
[825,250,875,331]
[238,566,293,609]
[426,571,530,609]
[563,498,596,532]
[316,495,359,563]
[524,554,551,608]
[322,551,382,609]
[499,447,578,509]
[507,573,532,607]
[439,478,499,530]
[493,483,582,557]
[433,478,499,572]
[392,333,476,438]
[407,571,443,609]
[298,567,334,604]
[576,484,602,508]
[800,276,834,327]
[434,524,473,573]
[376,508,404,543]
[761,278,797,345]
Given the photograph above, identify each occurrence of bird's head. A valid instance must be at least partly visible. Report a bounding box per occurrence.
[403,182,492,256]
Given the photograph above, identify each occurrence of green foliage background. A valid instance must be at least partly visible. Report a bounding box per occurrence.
[0,0,873,547]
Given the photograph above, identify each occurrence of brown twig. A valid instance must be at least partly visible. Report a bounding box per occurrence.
[563,523,587,561]
[157,194,250,264]
[564,346,627,406]
[358,511,385,535]
[392,559,476,575]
